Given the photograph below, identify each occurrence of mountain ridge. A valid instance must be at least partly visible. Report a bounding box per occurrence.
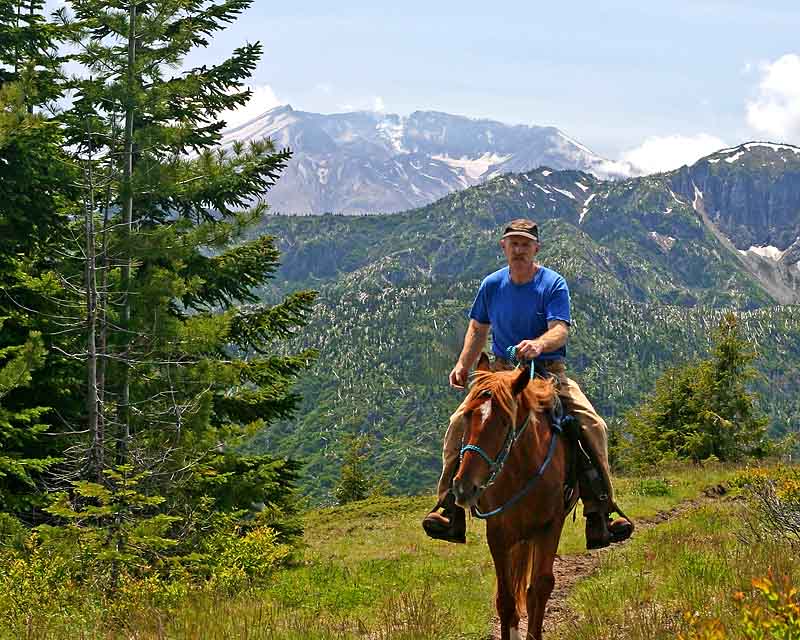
[247,142,800,497]
[221,105,633,215]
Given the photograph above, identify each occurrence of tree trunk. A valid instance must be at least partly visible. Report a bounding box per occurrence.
[84,120,103,482]
[119,0,136,465]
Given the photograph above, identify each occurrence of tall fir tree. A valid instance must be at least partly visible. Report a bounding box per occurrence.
[0,73,80,515]
[0,0,62,105]
[49,0,316,513]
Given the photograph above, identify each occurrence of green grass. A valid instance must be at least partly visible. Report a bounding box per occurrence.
[555,463,800,640]
[0,462,759,640]
[555,500,798,640]
[142,462,740,640]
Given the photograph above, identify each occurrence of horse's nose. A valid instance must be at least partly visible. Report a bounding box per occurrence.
[452,478,478,508]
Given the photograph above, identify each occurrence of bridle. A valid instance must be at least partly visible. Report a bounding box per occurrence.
[458,385,564,519]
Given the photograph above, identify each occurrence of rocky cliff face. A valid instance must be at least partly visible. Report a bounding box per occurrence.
[220,105,631,215]
[672,143,800,248]
[667,143,800,303]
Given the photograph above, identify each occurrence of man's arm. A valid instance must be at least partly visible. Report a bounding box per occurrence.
[449,319,490,389]
[514,320,569,360]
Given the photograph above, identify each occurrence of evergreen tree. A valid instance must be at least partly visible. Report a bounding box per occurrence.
[51,0,316,509]
[0,0,62,106]
[0,326,56,511]
[705,313,769,459]
[334,435,373,505]
[622,313,768,466]
[0,78,80,515]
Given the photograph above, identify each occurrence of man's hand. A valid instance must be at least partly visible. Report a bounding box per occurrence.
[514,339,544,361]
[449,363,469,390]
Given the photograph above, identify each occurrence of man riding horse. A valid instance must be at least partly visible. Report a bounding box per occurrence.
[423,218,634,550]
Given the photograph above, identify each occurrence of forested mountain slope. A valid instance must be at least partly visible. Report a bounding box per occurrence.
[249,143,800,497]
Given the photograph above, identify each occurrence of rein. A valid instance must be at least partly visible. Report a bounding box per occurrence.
[460,412,532,493]
[459,347,565,519]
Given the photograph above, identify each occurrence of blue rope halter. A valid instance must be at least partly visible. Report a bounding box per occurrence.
[458,346,564,519]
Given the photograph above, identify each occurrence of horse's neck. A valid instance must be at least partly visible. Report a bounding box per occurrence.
[515,405,548,460]
[481,404,554,504]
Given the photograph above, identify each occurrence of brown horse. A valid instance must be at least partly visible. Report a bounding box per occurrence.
[452,354,575,640]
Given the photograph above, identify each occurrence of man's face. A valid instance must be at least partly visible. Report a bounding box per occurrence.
[500,236,540,266]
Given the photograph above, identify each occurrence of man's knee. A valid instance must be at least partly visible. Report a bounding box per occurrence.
[580,415,608,442]
[442,410,465,455]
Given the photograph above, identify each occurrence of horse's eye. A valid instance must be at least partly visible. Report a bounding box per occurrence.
[480,390,492,398]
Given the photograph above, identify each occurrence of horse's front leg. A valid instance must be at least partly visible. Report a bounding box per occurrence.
[526,522,561,640]
[488,532,522,640]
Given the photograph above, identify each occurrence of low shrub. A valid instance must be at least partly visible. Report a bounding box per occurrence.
[734,465,800,547]
[630,477,673,497]
[0,467,299,636]
[680,571,800,639]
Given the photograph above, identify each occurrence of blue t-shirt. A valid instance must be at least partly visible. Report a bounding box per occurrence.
[469,266,571,361]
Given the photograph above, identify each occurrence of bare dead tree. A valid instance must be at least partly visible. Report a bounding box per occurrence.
[82,117,103,481]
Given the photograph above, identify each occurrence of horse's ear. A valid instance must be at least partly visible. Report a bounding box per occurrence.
[475,352,491,372]
[511,366,530,396]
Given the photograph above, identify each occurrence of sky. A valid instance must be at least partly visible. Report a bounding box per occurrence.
[191,0,800,174]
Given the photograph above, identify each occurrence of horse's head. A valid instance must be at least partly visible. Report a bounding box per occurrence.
[452,355,555,509]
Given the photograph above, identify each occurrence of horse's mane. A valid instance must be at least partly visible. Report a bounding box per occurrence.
[466,369,556,418]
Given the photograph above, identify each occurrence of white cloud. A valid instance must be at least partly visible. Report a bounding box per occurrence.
[219,84,284,130]
[618,133,728,175]
[746,54,800,141]
[335,96,387,113]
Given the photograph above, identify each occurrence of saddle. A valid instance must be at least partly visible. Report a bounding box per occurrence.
[535,366,606,514]
[546,389,633,546]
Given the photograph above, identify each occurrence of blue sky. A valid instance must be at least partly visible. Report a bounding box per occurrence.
[192,0,800,173]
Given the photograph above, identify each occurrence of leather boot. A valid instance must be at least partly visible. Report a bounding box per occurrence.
[609,515,634,543]
[422,492,466,544]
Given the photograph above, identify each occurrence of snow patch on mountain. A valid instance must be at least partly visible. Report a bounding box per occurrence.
[552,187,576,200]
[432,152,511,180]
[716,142,800,155]
[725,151,745,163]
[220,105,637,214]
[704,142,800,166]
[580,193,596,223]
[739,245,786,260]
[377,118,406,153]
[692,185,703,210]
[220,106,298,149]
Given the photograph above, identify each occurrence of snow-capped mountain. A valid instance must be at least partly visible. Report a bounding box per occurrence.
[220,105,631,215]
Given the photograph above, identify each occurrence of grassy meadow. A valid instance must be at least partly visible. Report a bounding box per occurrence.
[560,500,798,640]
[8,461,792,640]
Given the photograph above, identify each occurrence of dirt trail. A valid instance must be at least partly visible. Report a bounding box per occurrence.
[490,485,729,639]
